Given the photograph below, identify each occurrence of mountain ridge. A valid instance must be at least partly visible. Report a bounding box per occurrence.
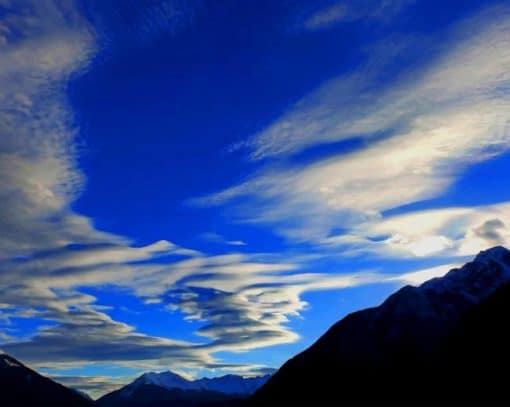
[122,370,271,396]
[251,246,510,406]
[98,370,271,406]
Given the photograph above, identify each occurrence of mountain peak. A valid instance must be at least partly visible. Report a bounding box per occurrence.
[114,369,272,401]
[473,245,510,265]
[415,246,510,308]
[123,369,195,396]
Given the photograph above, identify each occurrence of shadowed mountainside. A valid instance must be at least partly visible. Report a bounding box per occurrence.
[98,383,242,407]
[0,353,93,407]
[251,246,510,406]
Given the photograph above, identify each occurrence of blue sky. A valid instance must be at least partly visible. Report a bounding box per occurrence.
[1,0,510,398]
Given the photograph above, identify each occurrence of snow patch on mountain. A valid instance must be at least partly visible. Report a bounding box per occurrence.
[421,246,510,302]
[0,354,22,368]
[381,246,510,330]
[122,369,272,397]
[136,371,196,391]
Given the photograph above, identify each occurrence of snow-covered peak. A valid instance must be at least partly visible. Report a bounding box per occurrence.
[120,370,196,397]
[122,370,271,396]
[420,246,510,302]
[135,371,196,391]
[473,246,510,266]
[383,246,510,322]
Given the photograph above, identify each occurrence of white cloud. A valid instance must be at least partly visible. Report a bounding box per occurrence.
[304,3,348,30]
[0,0,116,259]
[251,4,510,159]
[197,4,510,248]
[331,202,510,259]
[157,256,383,352]
[200,232,247,246]
[0,0,214,375]
[303,0,414,30]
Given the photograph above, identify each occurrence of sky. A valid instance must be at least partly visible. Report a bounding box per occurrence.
[1,0,510,399]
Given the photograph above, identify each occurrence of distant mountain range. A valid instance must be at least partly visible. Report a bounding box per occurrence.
[97,371,271,406]
[2,246,510,406]
[0,353,92,406]
[130,370,270,396]
[251,246,510,406]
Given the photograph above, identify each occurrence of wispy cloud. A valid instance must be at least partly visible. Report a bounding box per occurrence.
[303,0,414,30]
[1,304,210,368]
[323,202,510,259]
[0,0,212,379]
[90,0,197,52]
[156,255,381,352]
[200,232,247,246]
[0,0,110,259]
[304,3,348,30]
[50,375,126,400]
[0,0,396,384]
[253,5,510,160]
[197,4,510,250]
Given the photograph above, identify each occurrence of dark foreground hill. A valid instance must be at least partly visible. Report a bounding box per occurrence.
[0,353,93,406]
[98,383,242,407]
[251,246,510,406]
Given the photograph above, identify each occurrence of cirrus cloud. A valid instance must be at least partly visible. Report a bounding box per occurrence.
[196,4,510,251]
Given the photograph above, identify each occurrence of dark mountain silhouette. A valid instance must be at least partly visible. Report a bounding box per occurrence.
[97,371,270,407]
[0,353,93,406]
[251,246,510,406]
[97,383,243,407]
[439,278,510,404]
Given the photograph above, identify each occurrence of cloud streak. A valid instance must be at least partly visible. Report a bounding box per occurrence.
[303,0,414,30]
[50,375,125,400]
[0,0,212,378]
[200,232,247,246]
[196,4,510,249]
[333,202,510,259]
[251,4,510,160]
